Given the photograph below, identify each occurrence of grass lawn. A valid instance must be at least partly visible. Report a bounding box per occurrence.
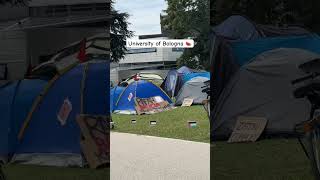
[3,165,109,180]
[111,105,210,143]
[212,138,314,180]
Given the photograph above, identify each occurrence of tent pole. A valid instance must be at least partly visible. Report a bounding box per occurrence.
[80,63,90,114]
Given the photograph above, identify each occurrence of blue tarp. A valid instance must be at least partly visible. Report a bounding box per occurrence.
[232,34,320,66]
[114,80,172,112]
[183,72,210,83]
[177,66,193,74]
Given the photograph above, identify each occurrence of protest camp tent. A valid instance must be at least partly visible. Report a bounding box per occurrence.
[0,79,47,163]
[160,66,194,98]
[210,15,311,104]
[182,72,210,84]
[211,48,319,140]
[175,77,210,106]
[7,61,109,167]
[110,86,125,112]
[113,80,172,114]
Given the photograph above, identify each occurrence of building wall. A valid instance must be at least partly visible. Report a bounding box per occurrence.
[0,3,28,21]
[0,30,27,80]
[27,27,107,66]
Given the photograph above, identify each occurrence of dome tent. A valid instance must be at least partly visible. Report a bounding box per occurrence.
[212,48,319,140]
[4,61,110,167]
[160,66,193,98]
[175,77,210,106]
[113,80,172,115]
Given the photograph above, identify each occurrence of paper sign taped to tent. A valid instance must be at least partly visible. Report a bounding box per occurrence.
[228,116,267,143]
[77,115,110,169]
[182,98,194,107]
[135,96,175,115]
[57,98,72,126]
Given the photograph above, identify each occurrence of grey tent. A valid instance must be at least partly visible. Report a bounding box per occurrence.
[209,15,311,106]
[212,48,319,140]
[175,77,210,106]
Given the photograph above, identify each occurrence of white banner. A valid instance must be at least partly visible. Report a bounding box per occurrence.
[126,39,194,48]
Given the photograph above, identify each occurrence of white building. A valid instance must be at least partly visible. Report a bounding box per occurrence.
[0,0,110,81]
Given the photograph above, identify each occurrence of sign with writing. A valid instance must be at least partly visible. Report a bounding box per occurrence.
[135,96,175,115]
[182,98,194,107]
[188,121,197,128]
[77,115,110,169]
[228,116,267,143]
[57,98,72,126]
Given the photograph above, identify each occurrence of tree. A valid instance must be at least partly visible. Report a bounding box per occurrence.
[0,0,27,5]
[161,0,210,70]
[110,2,134,62]
[211,0,320,32]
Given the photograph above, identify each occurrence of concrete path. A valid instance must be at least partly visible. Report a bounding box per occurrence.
[110,132,210,180]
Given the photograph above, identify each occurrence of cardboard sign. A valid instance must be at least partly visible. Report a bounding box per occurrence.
[77,115,110,169]
[228,116,267,143]
[182,98,194,107]
[135,96,175,115]
[57,98,72,126]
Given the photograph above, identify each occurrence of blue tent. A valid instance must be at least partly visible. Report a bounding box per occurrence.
[114,80,172,114]
[110,86,125,112]
[182,72,210,83]
[0,79,47,162]
[161,66,194,98]
[10,61,109,167]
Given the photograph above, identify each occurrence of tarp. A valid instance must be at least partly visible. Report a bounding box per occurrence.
[113,80,172,114]
[175,77,210,106]
[212,48,318,140]
[11,61,110,167]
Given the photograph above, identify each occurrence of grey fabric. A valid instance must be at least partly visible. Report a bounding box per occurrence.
[175,77,209,106]
[213,15,261,41]
[212,48,320,139]
[11,153,84,167]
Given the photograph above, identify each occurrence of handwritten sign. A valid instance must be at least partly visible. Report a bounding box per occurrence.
[182,98,194,107]
[77,115,110,169]
[228,116,267,143]
[57,98,72,126]
[135,96,175,115]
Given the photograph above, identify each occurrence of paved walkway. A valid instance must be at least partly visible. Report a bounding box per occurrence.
[110,132,210,180]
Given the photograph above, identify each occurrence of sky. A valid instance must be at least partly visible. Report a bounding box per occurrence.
[114,0,168,39]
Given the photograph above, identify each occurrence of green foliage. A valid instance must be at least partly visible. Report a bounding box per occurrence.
[161,0,210,70]
[110,2,134,62]
[212,0,320,32]
[0,0,27,5]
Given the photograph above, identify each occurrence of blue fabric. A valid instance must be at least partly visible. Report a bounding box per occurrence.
[83,62,109,115]
[183,72,210,83]
[16,61,110,154]
[114,80,172,111]
[110,86,125,112]
[161,70,178,98]
[232,34,320,66]
[177,66,192,74]
[0,80,47,157]
[0,82,18,156]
